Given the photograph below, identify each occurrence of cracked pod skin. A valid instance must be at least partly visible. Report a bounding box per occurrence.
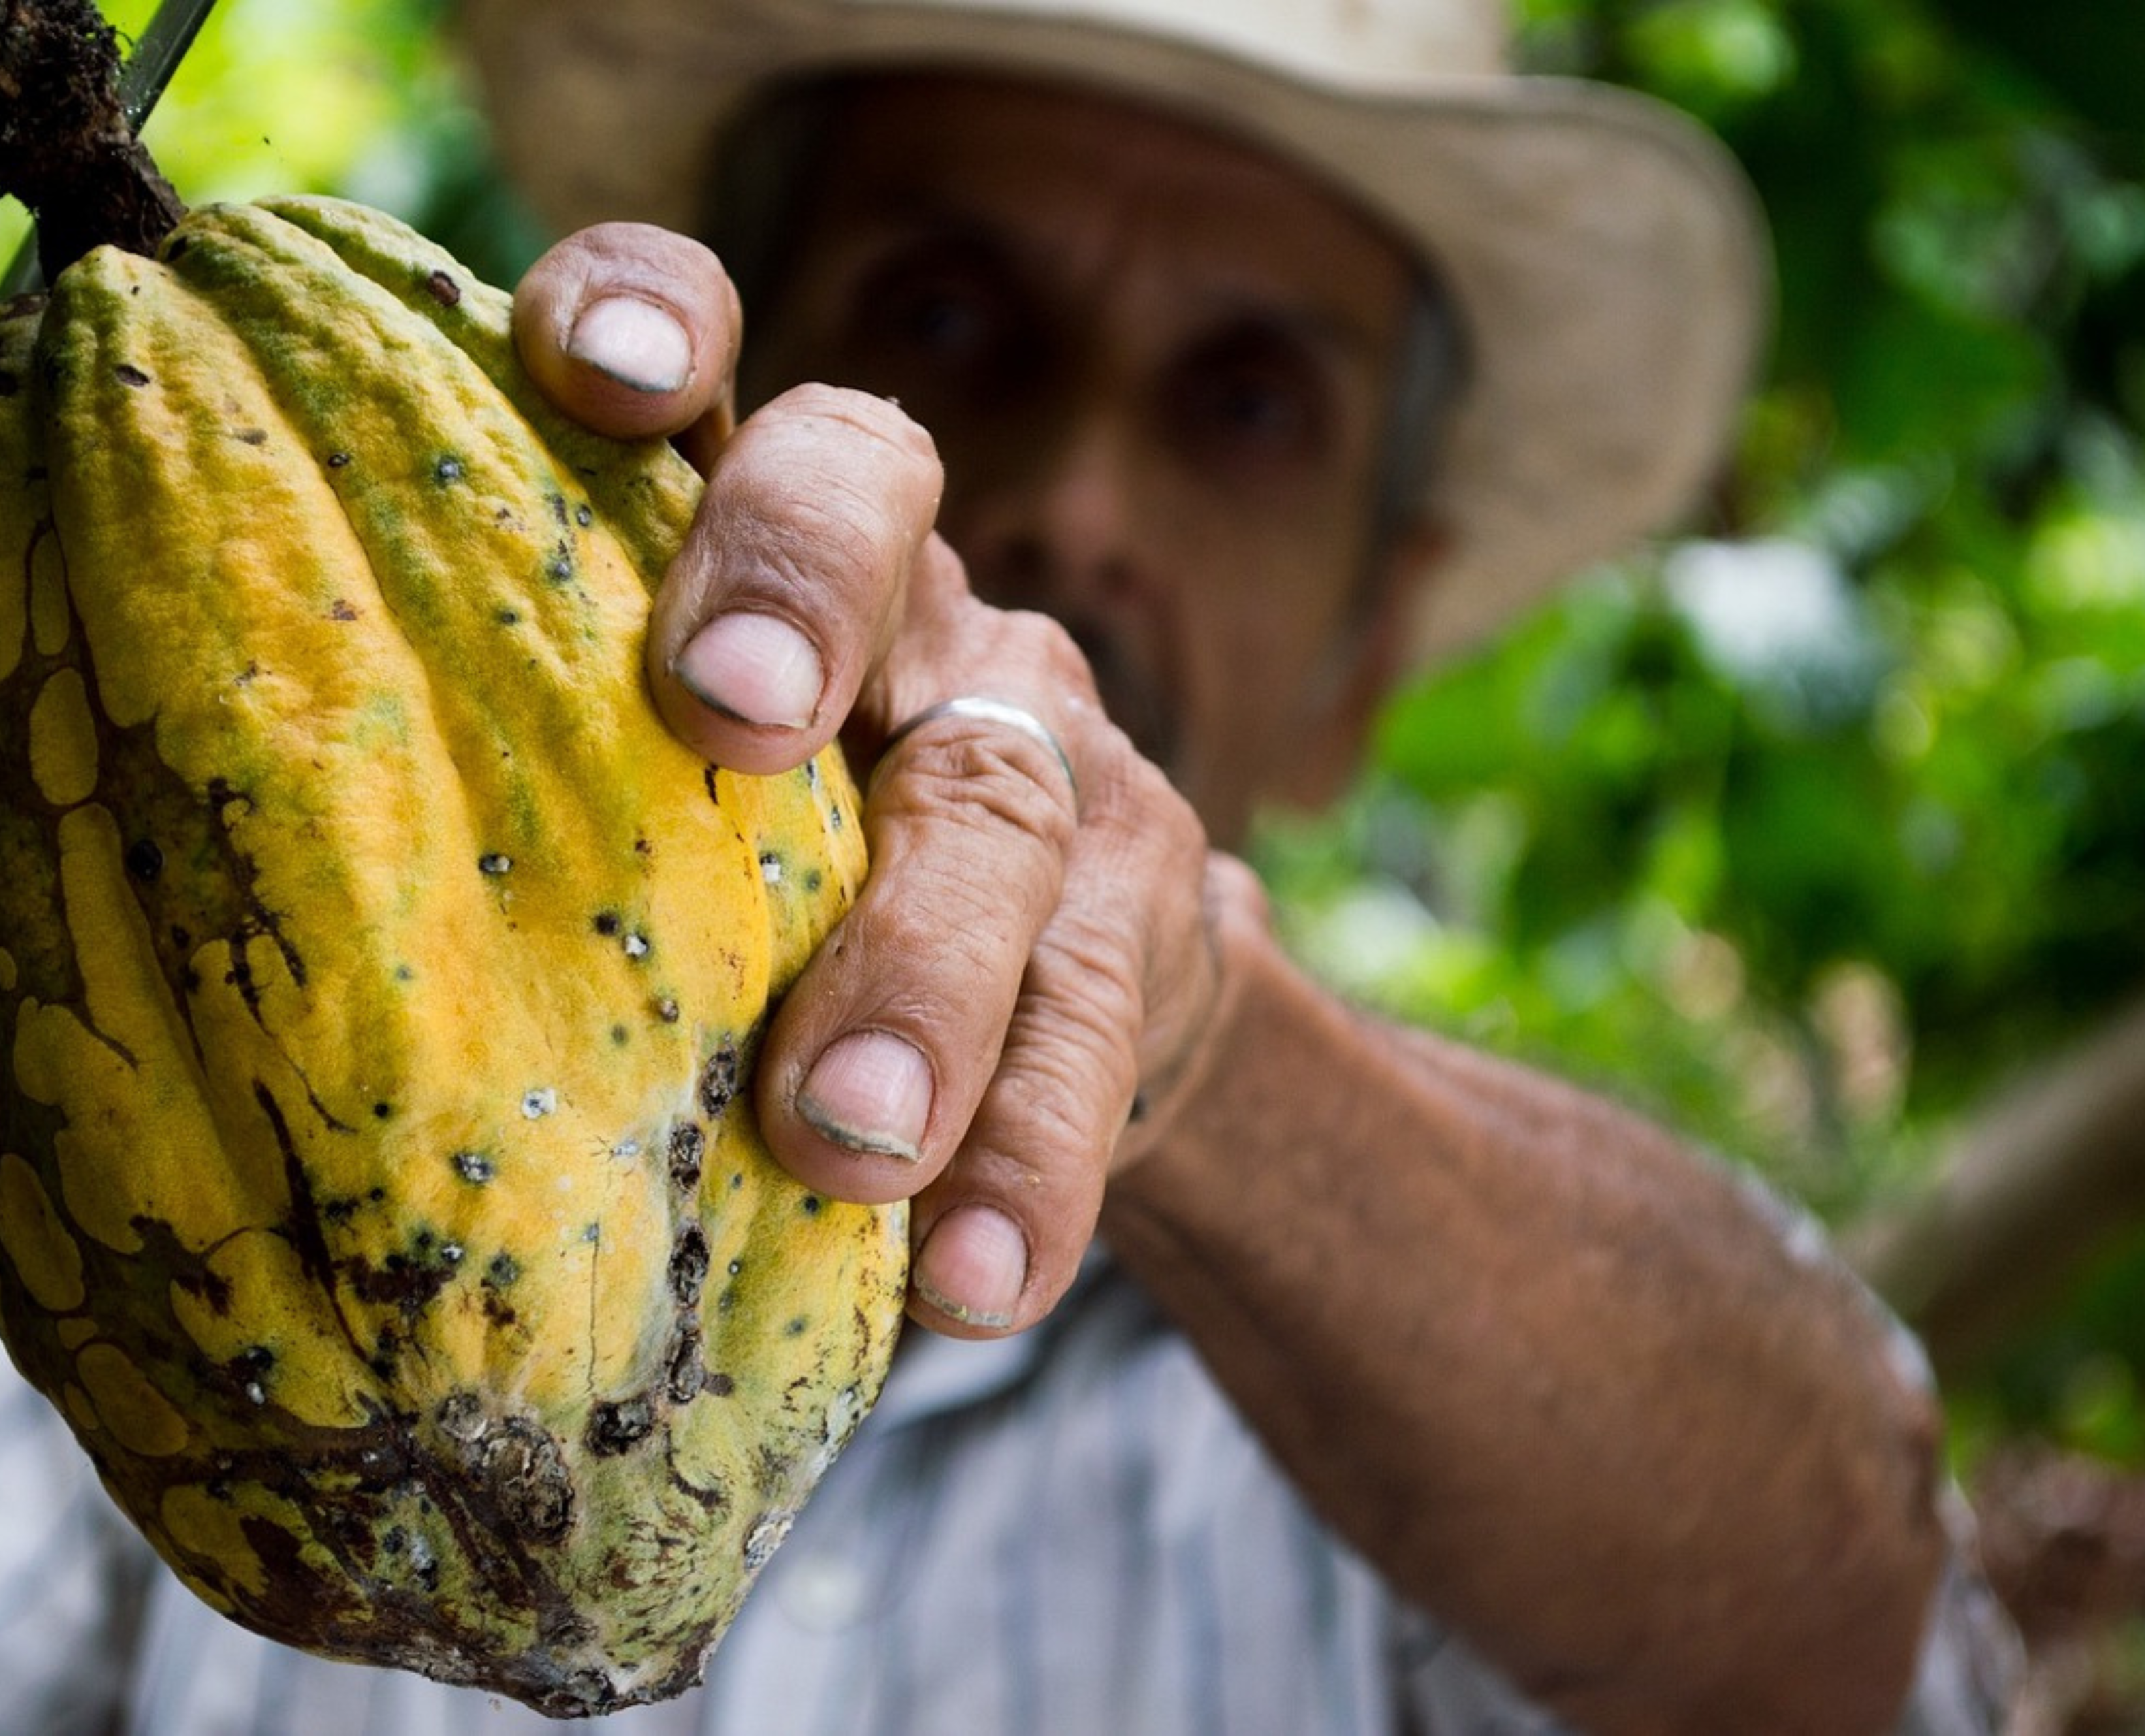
[0,196,907,1717]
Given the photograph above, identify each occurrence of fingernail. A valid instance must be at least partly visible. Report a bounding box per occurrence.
[567,296,693,394]
[797,1032,932,1162]
[671,613,824,730]
[915,1207,1028,1330]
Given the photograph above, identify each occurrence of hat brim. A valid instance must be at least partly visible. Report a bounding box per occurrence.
[464,0,1770,662]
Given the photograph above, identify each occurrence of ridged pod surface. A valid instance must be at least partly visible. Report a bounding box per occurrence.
[0,196,907,1715]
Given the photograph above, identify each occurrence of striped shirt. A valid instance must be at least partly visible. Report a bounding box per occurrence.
[0,1253,2016,1735]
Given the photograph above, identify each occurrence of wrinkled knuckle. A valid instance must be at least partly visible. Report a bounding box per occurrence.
[891,871,1024,978]
[1017,608,1102,699]
[884,725,1080,856]
[780,488,896,592]
[773,381,941,474]
[1118,741,1183,817]
[715,443,903,588]
[1037,922,1147,1050]
[1098,738,1203,860]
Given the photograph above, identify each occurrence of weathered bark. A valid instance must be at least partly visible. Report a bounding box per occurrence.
[1843,993,2145,1377]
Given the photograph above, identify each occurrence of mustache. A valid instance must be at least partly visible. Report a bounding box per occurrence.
[1062,615,1179,782]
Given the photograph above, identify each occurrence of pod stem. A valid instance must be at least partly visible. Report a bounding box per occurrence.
[0,0,184,280]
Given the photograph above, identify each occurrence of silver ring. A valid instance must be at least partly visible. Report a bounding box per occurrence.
[880,696,1078,803]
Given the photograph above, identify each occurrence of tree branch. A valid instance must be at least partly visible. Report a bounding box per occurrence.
[0,0,184,278]
[1843,993,2145,1377]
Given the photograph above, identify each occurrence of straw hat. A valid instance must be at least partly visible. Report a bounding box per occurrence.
[461,0,1769,660]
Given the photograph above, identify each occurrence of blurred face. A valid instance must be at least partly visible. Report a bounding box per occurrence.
[741,75,1438,845]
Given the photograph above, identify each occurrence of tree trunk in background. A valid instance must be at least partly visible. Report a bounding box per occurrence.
[1845,995,2145,1378]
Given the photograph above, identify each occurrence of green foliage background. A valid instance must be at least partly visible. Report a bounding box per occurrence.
[10,0,2143,1462]
[1263,0,2145,1464]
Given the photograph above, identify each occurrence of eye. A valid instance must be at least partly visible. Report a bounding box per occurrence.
[842,242,1040,409]
[881,268,997,360]
[1165,323,1333,466]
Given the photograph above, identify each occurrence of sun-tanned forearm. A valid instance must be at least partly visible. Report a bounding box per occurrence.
[1102,883,1945,1736]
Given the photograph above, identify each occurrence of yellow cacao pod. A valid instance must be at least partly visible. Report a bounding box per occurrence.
[0,195,906,1715]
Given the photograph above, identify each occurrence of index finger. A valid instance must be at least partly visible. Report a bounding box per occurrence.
[511,222,740,462]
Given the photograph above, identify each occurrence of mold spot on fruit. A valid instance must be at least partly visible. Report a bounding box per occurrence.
[698,1042,740,1119]
[586,1398,654,1458]
[666,1123,704,1191]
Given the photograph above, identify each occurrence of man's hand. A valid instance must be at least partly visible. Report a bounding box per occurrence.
[513,223,1239,1338]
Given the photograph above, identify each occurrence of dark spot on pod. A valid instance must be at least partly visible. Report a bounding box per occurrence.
[114,363,151,387]
[434,455,466,484]
[785,1316,808,1337]
[548,493,569,526]
[801,1195,823,1217]
[326,451,353,468]
[485,1252,519,1286]
[669,1226,710,1307]
[704,767,722,806]
[586,1397,657,1456]
[549,1611,601,1654]
[593,911,621,937]
[496,607,520,626]
[654,996,680,1024]
[177,1264,234,1314]
[372,1102,392,1120]
[666,1330,704,1403]
[610,1023,629,1046]
[706,1371,735,1398]
[125,838,163,882]
[426,270,462,308]
[226,1345,274,1404]
[699,1040,740,1118]
[804,869,824,894]
[554,1667,614,1716]
[546,542,573,583]
[234,428,268,445]
[478,852,512,875]
[667,1123,705,1191]
[328,599,359,622]
[576,504,593,528]
[483,1417,575,1540]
